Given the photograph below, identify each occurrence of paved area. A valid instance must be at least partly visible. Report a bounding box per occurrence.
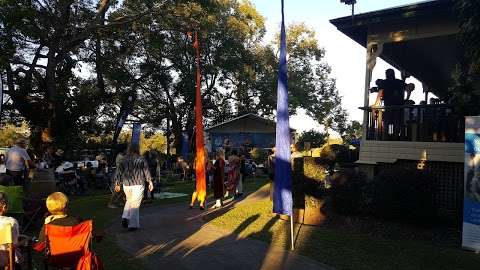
[109,187,333,270]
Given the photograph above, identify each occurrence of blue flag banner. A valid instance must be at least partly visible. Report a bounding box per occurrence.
[131,122,142,148]
[273,0,293,216]
[182,131,189,160]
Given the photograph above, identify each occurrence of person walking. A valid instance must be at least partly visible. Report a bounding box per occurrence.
[237,153,246,198]
[226,151,240,198]
[267,147,276,201]
[212,150,225,208]
[113,144,153,231]
[5,138,35,189]
[108,144,127,209]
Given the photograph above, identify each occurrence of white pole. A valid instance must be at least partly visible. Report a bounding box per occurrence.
[290,215,294,251]
[0,71,3,125]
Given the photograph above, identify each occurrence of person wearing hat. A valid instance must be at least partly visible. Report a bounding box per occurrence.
[5,138,35,188]
[53,149,64,169]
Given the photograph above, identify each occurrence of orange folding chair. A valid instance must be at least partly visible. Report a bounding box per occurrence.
[41,220,100,270]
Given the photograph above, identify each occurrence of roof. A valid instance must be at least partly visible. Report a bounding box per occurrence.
[205,113,295,133]
[330,0,459,98]
[330,0,454,47]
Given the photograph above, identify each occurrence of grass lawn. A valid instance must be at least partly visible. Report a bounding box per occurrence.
[31,179,198,270]
[209,183,480,270]
[29,176,270,269]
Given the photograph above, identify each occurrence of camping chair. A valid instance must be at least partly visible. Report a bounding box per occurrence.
[0,186,44,233]
[58,171,79,195]
[42,220,98,269]
[0,223,14,270]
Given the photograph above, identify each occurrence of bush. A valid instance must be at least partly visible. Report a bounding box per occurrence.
[320,144,349,165]
[371,167,435,222]
[329,168,367,215]
[250,148,268,165]
[303,157,328,199]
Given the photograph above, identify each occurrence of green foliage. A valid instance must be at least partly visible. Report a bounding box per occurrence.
[330,168,367,215]
[250,147,268,165]
[340,120,362,144]
[448,1,480,116]
[0,122,30,147]
[319,144,349,164]
[303,157,326,183]
[297,130,327,149]
[0,0,350,155]
[371,167,435,222]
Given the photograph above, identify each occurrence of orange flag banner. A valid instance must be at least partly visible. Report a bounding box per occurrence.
[194,31,207,202]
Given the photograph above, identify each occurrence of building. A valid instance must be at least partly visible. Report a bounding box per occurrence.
[205,113,296,154]
[331,0,466,218]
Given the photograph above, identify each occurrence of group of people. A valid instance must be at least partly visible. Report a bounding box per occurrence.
[189,149,248,210]
[0,190,99,269]
[371,68,416,139]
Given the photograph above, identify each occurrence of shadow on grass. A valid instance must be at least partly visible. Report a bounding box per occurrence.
[102,177,326,269]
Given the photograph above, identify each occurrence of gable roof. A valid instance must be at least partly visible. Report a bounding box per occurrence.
[205,113,295,133]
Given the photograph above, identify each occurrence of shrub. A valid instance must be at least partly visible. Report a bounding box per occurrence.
[329,168,367,215]
[319,144,349,165]
[371,167,435,222]
[250,148,268,165]
[303,157,328,199]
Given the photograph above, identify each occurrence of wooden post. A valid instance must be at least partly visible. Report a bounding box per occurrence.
[362,50,372,141]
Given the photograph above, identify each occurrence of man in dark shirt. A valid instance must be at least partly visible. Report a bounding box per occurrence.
[376,69,406,139]
[378,69,406,106]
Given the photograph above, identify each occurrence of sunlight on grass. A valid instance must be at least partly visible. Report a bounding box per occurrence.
[209,198,480,270]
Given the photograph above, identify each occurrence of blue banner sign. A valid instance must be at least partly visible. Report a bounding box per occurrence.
[463,116,480,251]
[131,122,142,148]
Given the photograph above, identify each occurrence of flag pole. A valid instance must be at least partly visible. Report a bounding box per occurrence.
[273,0,294,252]
[290,215,294,250]
[193,30,207,207]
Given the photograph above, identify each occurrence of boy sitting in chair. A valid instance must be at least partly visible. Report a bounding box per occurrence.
[37,192,82,243]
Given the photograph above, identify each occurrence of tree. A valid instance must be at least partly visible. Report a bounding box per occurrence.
[233,23,348,133]
[0,122,30,147]
[297,130,327,149]
[0,0,161,149]
[0,0,349,157]
[448,1,480,116]
[120,0,266,152]
[340,120,362,145]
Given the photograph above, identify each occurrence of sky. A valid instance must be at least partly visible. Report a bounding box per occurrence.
[249,0,427,132]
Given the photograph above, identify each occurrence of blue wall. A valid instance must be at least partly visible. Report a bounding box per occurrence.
[209,132,275,152]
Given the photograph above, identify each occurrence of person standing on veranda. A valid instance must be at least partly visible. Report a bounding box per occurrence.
[113,144,153,231]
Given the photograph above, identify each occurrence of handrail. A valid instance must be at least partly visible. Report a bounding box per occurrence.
[361,103,464,142]
[359,104,454,110]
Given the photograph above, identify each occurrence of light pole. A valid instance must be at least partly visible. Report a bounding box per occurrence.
[0,71,4,126]
[341,0,357,24]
